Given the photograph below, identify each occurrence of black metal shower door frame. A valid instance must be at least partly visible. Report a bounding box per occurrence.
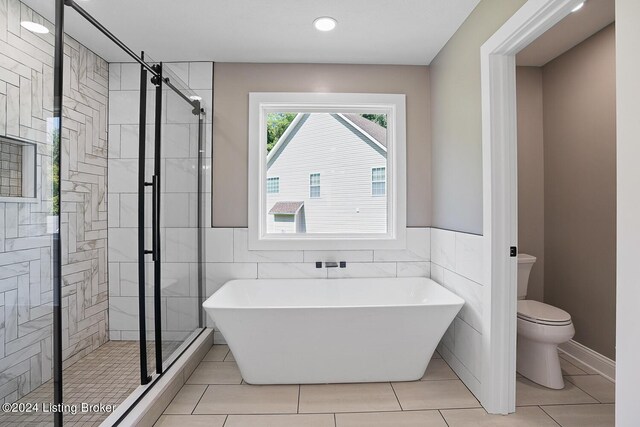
[52,1,205,425]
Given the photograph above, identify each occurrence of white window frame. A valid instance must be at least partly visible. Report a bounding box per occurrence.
[248,92,407,250]
[371,167,386,197]
[266,176,280,194]
[309,173,320,198]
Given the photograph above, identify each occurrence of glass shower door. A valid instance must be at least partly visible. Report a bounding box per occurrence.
[147,63,204,373]
[0,121,58,427]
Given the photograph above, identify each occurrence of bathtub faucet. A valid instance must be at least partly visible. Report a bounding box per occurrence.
[316,261,347,268]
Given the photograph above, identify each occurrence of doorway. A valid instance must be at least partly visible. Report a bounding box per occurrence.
[478,0,610,415]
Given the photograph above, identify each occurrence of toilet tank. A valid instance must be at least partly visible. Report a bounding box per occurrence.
[517,254,537,299]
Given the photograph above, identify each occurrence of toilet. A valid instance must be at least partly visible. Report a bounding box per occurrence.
[517,254,574,389]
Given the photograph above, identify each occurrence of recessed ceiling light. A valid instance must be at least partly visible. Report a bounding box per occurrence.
[20,21,49,34]
[313,17,337,32]
[189,95,202,101]
[571,2,585,12]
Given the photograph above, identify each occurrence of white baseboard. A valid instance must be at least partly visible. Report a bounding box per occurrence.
[558,339,615,382]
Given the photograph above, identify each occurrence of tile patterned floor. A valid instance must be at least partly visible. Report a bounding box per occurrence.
[156,345,615,427]
[0,340,182,427]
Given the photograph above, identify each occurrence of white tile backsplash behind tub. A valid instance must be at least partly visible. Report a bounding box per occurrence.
[204,227,432,330]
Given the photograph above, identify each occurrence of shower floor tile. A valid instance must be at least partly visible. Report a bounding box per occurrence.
[162,347,615,427]
[0,340,182,427]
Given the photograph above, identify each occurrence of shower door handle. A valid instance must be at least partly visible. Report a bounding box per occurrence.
[151,174,159,262]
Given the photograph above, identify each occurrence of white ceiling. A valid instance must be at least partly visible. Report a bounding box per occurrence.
[517,0,615,66]
[22,0,480,65]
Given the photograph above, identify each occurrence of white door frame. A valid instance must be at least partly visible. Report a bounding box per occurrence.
[479,0,585,414]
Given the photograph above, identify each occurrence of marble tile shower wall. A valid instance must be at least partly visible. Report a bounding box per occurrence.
[0,0,109,403]
[430,228,484,399]
[204,227,432,343]
[107,61,212,341]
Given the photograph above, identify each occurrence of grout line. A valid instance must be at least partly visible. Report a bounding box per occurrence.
[517,401,607,408]
[221,414,228,427]
[389,382,403,411]
[538,405,564,427]
[190,384,209,415]
[562,375,606,403]
[438,409,451,427]
[201,408,488,416]
[231,228,235,263]
[451,375,482,407]
[297,384,301,414]
[559,354,590,376]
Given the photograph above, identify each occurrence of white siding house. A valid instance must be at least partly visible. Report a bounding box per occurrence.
[266,113,387,234]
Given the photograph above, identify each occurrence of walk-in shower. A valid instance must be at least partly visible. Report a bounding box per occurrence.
[0,0,207,425]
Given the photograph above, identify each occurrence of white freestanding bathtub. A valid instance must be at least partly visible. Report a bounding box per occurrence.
[203,277,464,384]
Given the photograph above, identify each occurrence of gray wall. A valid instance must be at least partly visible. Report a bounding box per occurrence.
[516,67,545,302]
[0,0,109,403]
[212,63,431,228]
[430,0,527,234]
[518,25,617,359]
[542,24,616,360]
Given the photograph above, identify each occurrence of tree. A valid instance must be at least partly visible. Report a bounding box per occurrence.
[51,130,60,215]
[267,113,297,152]
[360,114,387,128]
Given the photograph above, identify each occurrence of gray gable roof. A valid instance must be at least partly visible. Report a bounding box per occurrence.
[267,113,387,169]
[342,114,387,147]
[269,201,304,215]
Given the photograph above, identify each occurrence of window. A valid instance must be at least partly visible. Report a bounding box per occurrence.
[248,92,407,250]
[309,173,320,198]
[372,167,386,196]
[267,177,280,194]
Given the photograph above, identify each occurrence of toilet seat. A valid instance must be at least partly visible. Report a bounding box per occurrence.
[517,300,572,326]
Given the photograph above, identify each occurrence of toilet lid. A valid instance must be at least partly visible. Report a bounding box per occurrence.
[517,300,572,325]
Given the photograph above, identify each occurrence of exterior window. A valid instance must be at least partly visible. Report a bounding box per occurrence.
[309,173,320,198]
[249,92,407,250]
[267,177,279,194]
[372,167,386,196]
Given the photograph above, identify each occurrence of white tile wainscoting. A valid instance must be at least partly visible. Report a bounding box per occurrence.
[430,228,484,399]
